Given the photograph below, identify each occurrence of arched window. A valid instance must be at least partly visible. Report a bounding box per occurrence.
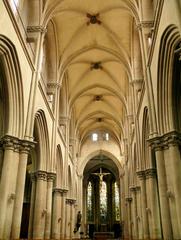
[87,181,93,221]
[100,181,107,222]
[115,182,120,221]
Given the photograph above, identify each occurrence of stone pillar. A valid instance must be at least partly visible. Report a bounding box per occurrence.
[52,188,62,239]
[60,189,68,240]
[11,141,34,239]
[135,187,142,239]
[137,171,149,239]
[0,136,20,239]
[0,146,4,178]
[145,168,162,239]
[166,133,181,237]
[70,199,76,240]
[152,141,172,240]
[44,172,56,239]
[33,170,47,239]
[125,197,132,239]
[28,173,36,238]
[65,199,71,239]
[130,186,138,239]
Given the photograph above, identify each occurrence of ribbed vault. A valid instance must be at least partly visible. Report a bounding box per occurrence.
[43,0,139,145]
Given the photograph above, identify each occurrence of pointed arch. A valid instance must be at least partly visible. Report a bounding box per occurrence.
[79,150,123,177]
[0,35,24,138]
[67,165,73,198]
[141,107,150,169]
[157,25,181,134]
[33,110,50,171]
[55,145,63,187]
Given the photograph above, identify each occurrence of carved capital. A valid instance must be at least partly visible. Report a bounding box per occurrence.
[149,131,181,150]
[145,168,157,178]
[47,172,56,182]
[163,131,181,147]
[66,198,76,205]
[19,140,35,154]
[36,170,47,181]
[136,170,146,180]
[53,188,64,196]
[148,137,163,151]
[129,186,137,192]
[27,25,47,33]
[1,135,19,151]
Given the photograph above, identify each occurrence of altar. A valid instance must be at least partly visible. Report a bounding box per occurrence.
[93,232,114,240]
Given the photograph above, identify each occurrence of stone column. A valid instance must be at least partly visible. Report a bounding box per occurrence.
[125,197,132,239]
[130,186,139,239]
[28,173,36,239]
[61,189,68,240]
[137,171,149,239]
[163,139,180,239]
[65,199,71,239]
[0,136,19,239]
[0,146,4,178]
[135,187,142,239]
[33,170,47,239]
[166,132,181,237]
[11,140,34,239]
[70,199,76,240]
[27,173,36,238]
[45,172,56,239]
[152,140,172,240]
[145,168,162,239]
[52,188,62,239]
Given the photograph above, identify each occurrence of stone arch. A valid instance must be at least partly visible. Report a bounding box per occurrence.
[0,35,24,138]
[33,110,50,171]
[79,150,123,177]
[67,165,73,198]
[157,25,181,134]
[42,19,58,87]
[55,144,63,187]
[141,107,150,169]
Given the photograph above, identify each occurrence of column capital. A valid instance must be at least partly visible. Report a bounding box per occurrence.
[35,170,47,181]
[27,25,47,33]
[1,135,19,151]
[47,172,56,182]
[148,137,163,151]
[137,20,154,30]
[136,170,146,180]
[163,131,181,147]
[53,187,68,195]
[129,186,136,192]
[149,131,181,150]
[130,186,141,192]
[19,139,35,154]
[66,198,76,205]
[145,168,157,178]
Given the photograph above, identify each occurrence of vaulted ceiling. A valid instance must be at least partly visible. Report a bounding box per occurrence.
[44,0,139,144]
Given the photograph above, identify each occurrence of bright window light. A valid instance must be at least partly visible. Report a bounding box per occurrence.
[11,0,19,13]
[92,133,98,142]
[105,133,109,141]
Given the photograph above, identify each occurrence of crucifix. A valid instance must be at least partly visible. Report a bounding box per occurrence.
[91,168,110,188]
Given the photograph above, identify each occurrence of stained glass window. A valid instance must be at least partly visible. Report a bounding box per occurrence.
[87,181,93,221]
[115,182,120,221]
[100,181,107,223]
